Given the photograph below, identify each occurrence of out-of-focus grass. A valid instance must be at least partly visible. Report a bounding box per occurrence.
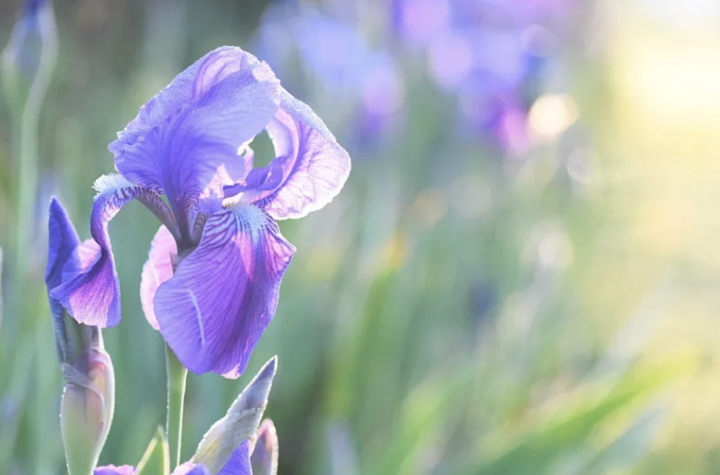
[0,0,718,474]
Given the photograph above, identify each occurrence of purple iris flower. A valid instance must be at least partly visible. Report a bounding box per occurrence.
[94,440,253,475]
[50,46,351,378]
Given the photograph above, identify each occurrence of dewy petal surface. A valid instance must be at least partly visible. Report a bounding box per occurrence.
[154,205,295,378]
[227,90,351,220]
[51,175,173,328]
[140,225,177,330]
[112,47,280,223]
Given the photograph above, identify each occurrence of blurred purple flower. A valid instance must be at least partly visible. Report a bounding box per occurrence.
[391,0,451,46]
[392,0,569,151]
[95,440,253,475]
[1,0,56,83]
[51,47,351,378]
[255,6,405,147]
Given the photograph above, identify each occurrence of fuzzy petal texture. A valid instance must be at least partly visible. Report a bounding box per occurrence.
[94,466,136,475]
[111,47,280,223]
[154,205,295,378]
[218,440,253,475]
[225,90,351,220]
[51,176,171,327]
[140,225,177,330]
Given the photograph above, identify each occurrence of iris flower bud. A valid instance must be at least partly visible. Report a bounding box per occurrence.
[47,198,115,474]
[61,346,115,475]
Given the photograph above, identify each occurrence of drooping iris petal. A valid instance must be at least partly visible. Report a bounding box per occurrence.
[218,440,253,475]
[112,47,281,225]
[140,225,177,330]
[94,466,136,475]
[47,197,89,363]
[226,90,351,220]
[51,175,174,328]
[154,204,295,378]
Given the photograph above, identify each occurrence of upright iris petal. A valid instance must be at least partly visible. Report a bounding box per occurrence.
[225,93,352,220]
[112,47,281,238]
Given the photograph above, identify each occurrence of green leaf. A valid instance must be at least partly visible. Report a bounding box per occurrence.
[450,363,681,475]
[136,427,170,475]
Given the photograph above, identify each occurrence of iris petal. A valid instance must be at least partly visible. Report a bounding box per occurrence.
[172,463,212,475]
[111,47,280,228]
[46,197,81,290]
[218,440,253,475]
[140,225,177,330]
[230,89,351,220]
[154,204,295,378]
[51,175,174,328]
[113,47,271,151]
[94,466,136,475]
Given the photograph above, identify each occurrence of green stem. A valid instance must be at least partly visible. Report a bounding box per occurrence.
[165,345,188,469]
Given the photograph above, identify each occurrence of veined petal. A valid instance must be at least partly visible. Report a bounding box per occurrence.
[226,89,351,220]
[140,225,177,330]
[154,205,295,378]
[51,175,174,328]
[218,441,253,475]
[112,47,281,228]
[94,466,136,475]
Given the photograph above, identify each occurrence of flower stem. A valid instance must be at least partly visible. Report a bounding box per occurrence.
[165,344,187,469]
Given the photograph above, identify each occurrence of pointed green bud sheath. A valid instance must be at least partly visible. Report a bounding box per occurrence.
[251,420,279,475]
[193,357,277,473]
[136,426,170,475]
[60,346,115,475]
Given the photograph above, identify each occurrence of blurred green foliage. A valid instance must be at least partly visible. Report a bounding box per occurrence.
[1,0,717,474]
